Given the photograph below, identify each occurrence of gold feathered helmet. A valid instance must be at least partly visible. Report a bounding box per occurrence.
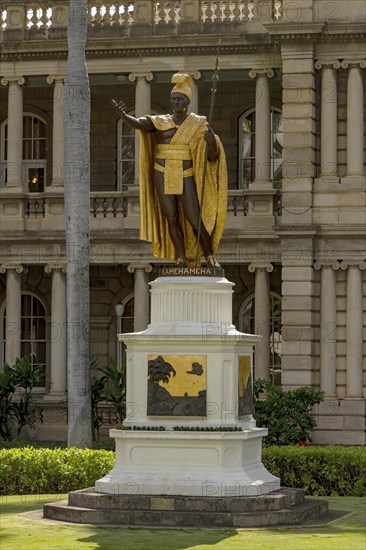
[171,73,192,101]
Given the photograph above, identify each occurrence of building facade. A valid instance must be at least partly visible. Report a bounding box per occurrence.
[0,0,365,444]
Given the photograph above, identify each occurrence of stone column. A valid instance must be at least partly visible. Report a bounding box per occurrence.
[128,72,153,187]
[249,68,274,186]
[44,264,67,400]
[188,71,201,114]
[0,264,24,366]
[314,261,340,397]
[47,76,65,188]
[127,263,152,331]
[314,61,340,179]
[341,61,366,180]
[0,77,25,191]
[248,263,273,381]
[342,261,365,398]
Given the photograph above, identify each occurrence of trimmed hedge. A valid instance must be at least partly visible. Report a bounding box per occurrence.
[0,447,115,495]
[0,445,365,496]
[263,445,366,497]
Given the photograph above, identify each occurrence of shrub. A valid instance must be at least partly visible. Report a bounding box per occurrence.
[91,358,126,441]
[263,445,366,496]
[1,445,364,497]
[0,357,42,439]
[254,379,325,445]
[0,447,115,495]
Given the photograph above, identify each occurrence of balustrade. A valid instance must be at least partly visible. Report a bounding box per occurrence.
[0,189,281,227]
[0,1,284,33]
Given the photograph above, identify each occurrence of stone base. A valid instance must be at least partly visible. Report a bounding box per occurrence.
[43,487,330,527]
[95,428,280,497]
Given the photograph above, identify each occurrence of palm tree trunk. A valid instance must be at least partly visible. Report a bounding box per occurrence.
[64,0,92,448]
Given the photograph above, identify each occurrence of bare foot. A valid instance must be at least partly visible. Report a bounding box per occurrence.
[206,255,221,268]
[176,258,187,267]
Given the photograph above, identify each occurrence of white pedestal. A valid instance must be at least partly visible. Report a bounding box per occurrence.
[96,275,280,496]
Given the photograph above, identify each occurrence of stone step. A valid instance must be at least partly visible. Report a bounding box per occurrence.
[43,490,329,528]
[68,487,305,513]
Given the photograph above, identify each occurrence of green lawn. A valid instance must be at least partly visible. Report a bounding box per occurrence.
[0,495,364,550]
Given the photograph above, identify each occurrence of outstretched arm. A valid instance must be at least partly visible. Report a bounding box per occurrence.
[112,99,154,132]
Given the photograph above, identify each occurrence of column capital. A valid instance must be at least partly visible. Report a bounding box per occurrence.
[128,72,154,82]
[0,264,26,274]
[314,60,341,70]
[1,76,25,87]
[189,71,201,81]
[249,68,274,79]
[44,263,67,274]
[313,261,341,271]
[248,262,273,273]
[127,263,153,274]
[341,59,366,69]
[47,75,65,85]
[340,260,366,270]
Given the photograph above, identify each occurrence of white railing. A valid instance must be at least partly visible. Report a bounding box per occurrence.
[0,1,283,31]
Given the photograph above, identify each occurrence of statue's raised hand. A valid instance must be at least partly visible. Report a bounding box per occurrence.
[111,99,127,117]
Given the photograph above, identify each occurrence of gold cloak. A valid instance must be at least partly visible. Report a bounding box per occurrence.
[139,113,228,262]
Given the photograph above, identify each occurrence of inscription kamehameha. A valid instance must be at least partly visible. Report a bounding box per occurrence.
[159,266,224,277]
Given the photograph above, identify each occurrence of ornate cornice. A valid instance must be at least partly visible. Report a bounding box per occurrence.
[0,41,279,62]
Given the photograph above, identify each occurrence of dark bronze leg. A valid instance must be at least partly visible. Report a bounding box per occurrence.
[154,171,187,262]
[180,176,214,260]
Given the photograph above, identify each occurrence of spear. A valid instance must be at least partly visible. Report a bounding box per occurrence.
[195,39,221,267]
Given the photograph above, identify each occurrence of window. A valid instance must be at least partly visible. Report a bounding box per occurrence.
[1,294,47,388]
[240,292,282,384]
[1,114,47,191]
[117,118,135,190]
[239,108,283,189]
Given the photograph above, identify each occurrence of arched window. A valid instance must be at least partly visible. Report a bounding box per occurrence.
[1,293,47,388]
[238,107,283,189]
[1,113,47,191]
[117,118,135,190]
[239,292,282,384]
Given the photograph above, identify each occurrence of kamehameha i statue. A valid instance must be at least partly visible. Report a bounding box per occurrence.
[113,73,228,268]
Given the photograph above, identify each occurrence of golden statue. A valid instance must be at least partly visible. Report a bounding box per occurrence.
[113,73,228,267]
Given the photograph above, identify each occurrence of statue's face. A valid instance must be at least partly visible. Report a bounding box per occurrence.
[170,92,190,114]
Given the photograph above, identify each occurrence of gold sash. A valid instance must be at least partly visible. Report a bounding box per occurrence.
[155,144,192,194]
